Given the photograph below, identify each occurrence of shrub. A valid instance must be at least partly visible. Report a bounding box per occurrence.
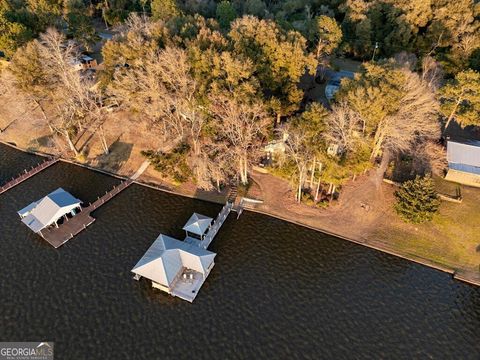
[394,175,440,223]
[141,143,193,184]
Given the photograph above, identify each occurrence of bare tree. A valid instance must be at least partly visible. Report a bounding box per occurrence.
[109,47,204,149]
[11,28,106,156]
[371,69,440,162]
[412,141,448,177]
[279,123,317,203]
[372,69,440,184]
[209,94,268,185]
[421,56,443,91]
[323,101,365,153]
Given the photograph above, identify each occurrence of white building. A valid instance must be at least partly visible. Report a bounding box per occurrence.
[182,213,213,241]
[18,188,82,233]
[132,234,216,302]
[445,140,480,187]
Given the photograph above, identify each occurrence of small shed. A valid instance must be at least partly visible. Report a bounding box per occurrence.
[445,140,480,187]
[18,188,82,233]
[182,213,213,240]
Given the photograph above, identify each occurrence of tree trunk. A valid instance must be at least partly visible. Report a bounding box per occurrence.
[371,125,386,160]
[316,40,324,60]
[239,156,248,185]
[375,150,391,189]
[445,99,462,131]
[275,113,281,127]
[65,131,79,157]
[315,180,321,201]
[99,125,109,155]
[309,157,316,186]
[297,176,302,203]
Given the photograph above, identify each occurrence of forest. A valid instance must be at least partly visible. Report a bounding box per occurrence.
[1,0,479,222]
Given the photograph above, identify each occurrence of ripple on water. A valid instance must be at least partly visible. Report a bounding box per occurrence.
[0,144,479,359]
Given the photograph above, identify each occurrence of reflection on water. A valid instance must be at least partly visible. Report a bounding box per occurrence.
[0,144,479,359]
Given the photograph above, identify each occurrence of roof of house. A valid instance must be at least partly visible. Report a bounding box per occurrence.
[18,188,82,233]
[447,140,480,168]
[131,234,216,287]
[182,213,213,236]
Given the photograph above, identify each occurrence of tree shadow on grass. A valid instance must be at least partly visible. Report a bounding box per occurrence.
[94,139,133,173]
[27,134,55,152]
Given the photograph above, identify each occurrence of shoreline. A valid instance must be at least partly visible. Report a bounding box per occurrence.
[1,140,479,287]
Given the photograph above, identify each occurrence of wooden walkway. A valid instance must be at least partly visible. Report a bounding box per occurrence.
[39,179,133,248]
[200,202,233,249]
[0,157,59,195]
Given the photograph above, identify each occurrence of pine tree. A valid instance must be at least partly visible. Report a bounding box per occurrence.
[151,0,180,20]
[394,175,440,223]
[439,69,480,130]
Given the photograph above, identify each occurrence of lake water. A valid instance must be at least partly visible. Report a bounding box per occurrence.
[1,143,479,359]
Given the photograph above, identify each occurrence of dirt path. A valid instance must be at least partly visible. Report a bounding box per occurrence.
[249,170,390,241]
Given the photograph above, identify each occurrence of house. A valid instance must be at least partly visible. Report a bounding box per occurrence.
[72,55,98,71]
[131,234,216,302]
[445,140,480,187]
[18,188,82,233]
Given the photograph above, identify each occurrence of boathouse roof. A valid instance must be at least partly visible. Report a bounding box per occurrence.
[131,234,216,288]
[17,188,81,233]
[447,140,480,174]
[182,213,213,236]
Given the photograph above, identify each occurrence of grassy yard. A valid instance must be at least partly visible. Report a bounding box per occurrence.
[373,178,480,271]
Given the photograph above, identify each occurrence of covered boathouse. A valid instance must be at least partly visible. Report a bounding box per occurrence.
[445,140,480,187]
[131,234,216,302]
[18,188,82,234]
[132,204,233,302]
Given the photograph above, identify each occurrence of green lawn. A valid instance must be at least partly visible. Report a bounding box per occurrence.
[373,179,480,271]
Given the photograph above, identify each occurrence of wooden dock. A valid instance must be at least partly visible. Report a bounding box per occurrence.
[200,202,233,249]
[0,157,59,195]
[38,179,133,248]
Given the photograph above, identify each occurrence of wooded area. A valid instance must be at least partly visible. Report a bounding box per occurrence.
[1,0,479,217]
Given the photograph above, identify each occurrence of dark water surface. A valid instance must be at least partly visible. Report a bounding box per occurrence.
[1,144,479,359]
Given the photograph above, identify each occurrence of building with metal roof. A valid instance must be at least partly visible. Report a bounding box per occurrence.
[445,140,480,187]
[182,213,213,240]
[131,234,216,302]
[18,188,82,233]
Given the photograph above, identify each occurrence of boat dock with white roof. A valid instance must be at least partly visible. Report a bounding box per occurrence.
[132,201,235,302]
[17,180,133,248]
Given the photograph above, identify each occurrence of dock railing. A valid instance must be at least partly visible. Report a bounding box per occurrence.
[200,202,233,249]
[0,157,59,195]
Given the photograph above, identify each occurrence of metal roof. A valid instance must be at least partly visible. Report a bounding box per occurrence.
[182,213,213,236]
[447,141,480,168]
[131,234,216,288]
[18,188,82,233]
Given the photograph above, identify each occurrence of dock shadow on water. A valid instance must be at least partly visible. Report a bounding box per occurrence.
[0,143,479,359]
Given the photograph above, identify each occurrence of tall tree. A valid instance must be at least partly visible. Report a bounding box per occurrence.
[229,16,317,126]
[309,15,342,59]
[394,175,440,223]
[338,61,440,184]
[209,94,268,185]
[215,1,236,29]
[0,3,33,57]
[151,0,180,20]
[439,69,480,129]
[64,0,97,51]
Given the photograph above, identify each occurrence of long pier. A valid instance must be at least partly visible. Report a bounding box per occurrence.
[0,157,59,195]
[199,202,233,249]
[39,179,133,248]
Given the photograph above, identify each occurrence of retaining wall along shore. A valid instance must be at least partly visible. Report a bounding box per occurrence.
[1,140,479,287]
